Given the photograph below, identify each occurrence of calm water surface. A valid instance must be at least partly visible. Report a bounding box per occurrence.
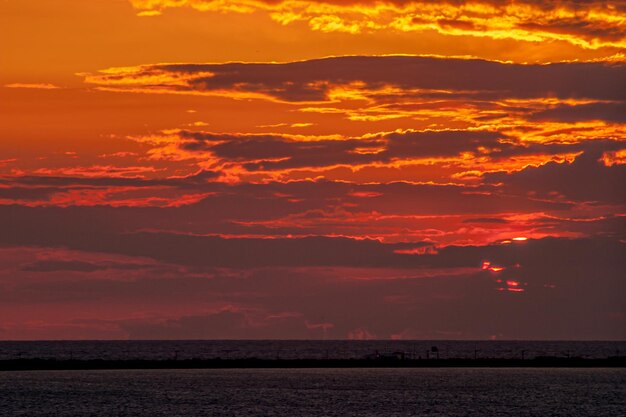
[1,368,624,416]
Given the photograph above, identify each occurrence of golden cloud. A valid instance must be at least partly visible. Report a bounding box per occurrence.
[129,0,626,50]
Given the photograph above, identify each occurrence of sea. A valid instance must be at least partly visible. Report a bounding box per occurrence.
[1,341,625,416]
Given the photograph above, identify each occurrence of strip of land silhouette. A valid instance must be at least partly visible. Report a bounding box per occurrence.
[2,356,625,371]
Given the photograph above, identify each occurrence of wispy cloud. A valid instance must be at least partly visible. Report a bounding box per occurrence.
[5,83,60,89]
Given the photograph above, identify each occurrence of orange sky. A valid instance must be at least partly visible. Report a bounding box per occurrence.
[0,0,624,340]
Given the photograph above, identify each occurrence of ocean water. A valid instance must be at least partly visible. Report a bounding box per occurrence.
[1,340,625,361]
[1,368,624,416]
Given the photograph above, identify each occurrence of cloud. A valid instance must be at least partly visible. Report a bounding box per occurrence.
[0,170,220,207]
[462,217,510,224]
[528,102,626,123]
[4,83,60,89]
[127,0,626,50]
[1,227,432,269]
[127,129,625,179]
[0,169,219,188]
[80,57,626,192]
[4,52,625,246]
[485,150,626,205]
[0,187,58,201]
[178,131,383,170]
[85,56,626,104]
[21,260,108,273]
[173,129,519,172]
[21,260,150,273]
[385,130,506,158]
[0,175,578,250]
[83,58,626,170]
[1,237,624,339]
[0,192,601,270]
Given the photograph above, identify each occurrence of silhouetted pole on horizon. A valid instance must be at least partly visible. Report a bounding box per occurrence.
[431,346,439,360]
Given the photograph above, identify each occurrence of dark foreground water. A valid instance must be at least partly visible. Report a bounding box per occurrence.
[1,340,625,360]
[1,368,624,416]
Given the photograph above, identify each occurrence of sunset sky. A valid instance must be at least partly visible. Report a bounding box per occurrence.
[0,0,624,340]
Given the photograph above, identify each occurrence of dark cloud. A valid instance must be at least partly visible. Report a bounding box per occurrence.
[528,102,626,123]
[536,214,626,240]
[384,130,507,158]
[2,227,430,269]
[485,150,626,204]
[179,131,382,170]
[0,193,611,271]
[0,187,58,201]
[0,179,571,258]
[0,177,569,222]
[0,170,220,207]
[22,260,107,273]
[21,260,149,273]
[344,181,571,215]
[170,130,624,173]
[0,275,216,304]
[177,130,510,171]
[491,139,625,159]
[90,56,626,103]
[4,236,622,339]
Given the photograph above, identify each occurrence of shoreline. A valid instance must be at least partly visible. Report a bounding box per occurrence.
[2,357,625,371]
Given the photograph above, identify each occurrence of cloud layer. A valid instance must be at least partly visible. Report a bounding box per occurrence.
[1,237,623,340]
[2,3,625,340]
[87,56,626,103]
[129,0,626,50]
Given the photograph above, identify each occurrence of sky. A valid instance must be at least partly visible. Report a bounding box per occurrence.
[0,0,624,340]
